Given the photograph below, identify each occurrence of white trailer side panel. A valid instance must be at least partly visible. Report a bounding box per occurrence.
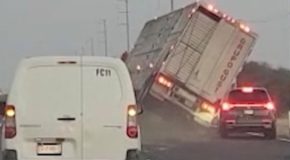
[201,30,256,102]
[185,20,237,96]
[162,10,219,83]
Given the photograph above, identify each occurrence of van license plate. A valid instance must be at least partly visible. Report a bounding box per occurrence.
[37,144,62,155]
[244,110,254,115]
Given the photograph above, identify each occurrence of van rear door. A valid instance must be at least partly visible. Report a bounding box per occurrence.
[82,65,126,159]
[19,65,82,159]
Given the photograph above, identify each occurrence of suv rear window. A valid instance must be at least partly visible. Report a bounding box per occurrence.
[227,89,270,104]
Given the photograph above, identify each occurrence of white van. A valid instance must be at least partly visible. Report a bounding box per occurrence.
[4,56,142,160]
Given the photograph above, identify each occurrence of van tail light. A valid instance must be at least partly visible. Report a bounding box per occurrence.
[222,103,232,111]
[157,75,173,88]
[265,102,275,110]
[126,105,138,139]
[5,105,17,139]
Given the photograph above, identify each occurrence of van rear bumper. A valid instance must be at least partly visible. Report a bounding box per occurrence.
[4,149,142,160]
[5,138,141,160]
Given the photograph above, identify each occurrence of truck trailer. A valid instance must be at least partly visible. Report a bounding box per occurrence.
[126,2,258,111]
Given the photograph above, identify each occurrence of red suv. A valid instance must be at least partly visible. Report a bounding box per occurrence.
[219,87,276,139]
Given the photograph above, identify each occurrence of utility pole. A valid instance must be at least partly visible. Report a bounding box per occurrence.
[102,19,108,56]
[81,46,85,56]
[171,0,174,11]
[125,0,130,51]
[90,38,95,56]
[118,0,130,51]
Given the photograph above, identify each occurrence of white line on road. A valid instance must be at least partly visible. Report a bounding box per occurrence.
[247,132,264,137]
[157,147,168,151]
[248,133,290,143]
[278,138,290,143]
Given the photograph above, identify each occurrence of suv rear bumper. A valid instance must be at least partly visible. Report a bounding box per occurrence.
[222,119,275,131]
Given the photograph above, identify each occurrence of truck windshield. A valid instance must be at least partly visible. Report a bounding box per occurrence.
[228,89,270,104]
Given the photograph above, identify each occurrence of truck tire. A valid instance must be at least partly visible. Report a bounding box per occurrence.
[264,124,276,140]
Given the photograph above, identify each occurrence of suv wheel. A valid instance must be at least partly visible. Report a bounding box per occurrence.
[264,123,277,140]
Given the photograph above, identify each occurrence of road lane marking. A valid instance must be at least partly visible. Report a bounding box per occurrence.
[247,132,264,137]
[157,147,168,151]
[278,138,290,143]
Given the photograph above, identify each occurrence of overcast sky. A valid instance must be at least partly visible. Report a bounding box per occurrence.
[0,0,289,91]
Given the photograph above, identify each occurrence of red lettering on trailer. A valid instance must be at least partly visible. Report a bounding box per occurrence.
[215,38,246,93]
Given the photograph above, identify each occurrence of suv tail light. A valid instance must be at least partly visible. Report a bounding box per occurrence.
[5,105,17,139]
[242,87,254,93]
[127,105,138,139]
[265,102,275,110]
[222,103,232,111]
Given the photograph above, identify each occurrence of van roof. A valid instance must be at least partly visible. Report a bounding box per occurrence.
[21,56,125,68]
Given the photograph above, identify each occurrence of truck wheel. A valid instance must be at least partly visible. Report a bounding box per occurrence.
[264,124,276,140]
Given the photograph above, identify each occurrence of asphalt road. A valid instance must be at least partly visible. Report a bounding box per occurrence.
[140,96,290,160]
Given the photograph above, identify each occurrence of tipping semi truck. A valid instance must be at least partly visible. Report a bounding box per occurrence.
[125,2,258,111]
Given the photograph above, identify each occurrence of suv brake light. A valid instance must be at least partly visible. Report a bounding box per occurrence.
[127,105,138,139]
[242,87,253,93]
[222,103,232,111]
[5,105,17,139]
[265,102,275,110]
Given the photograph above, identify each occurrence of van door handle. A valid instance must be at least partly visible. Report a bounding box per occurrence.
[57,117,76,121]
